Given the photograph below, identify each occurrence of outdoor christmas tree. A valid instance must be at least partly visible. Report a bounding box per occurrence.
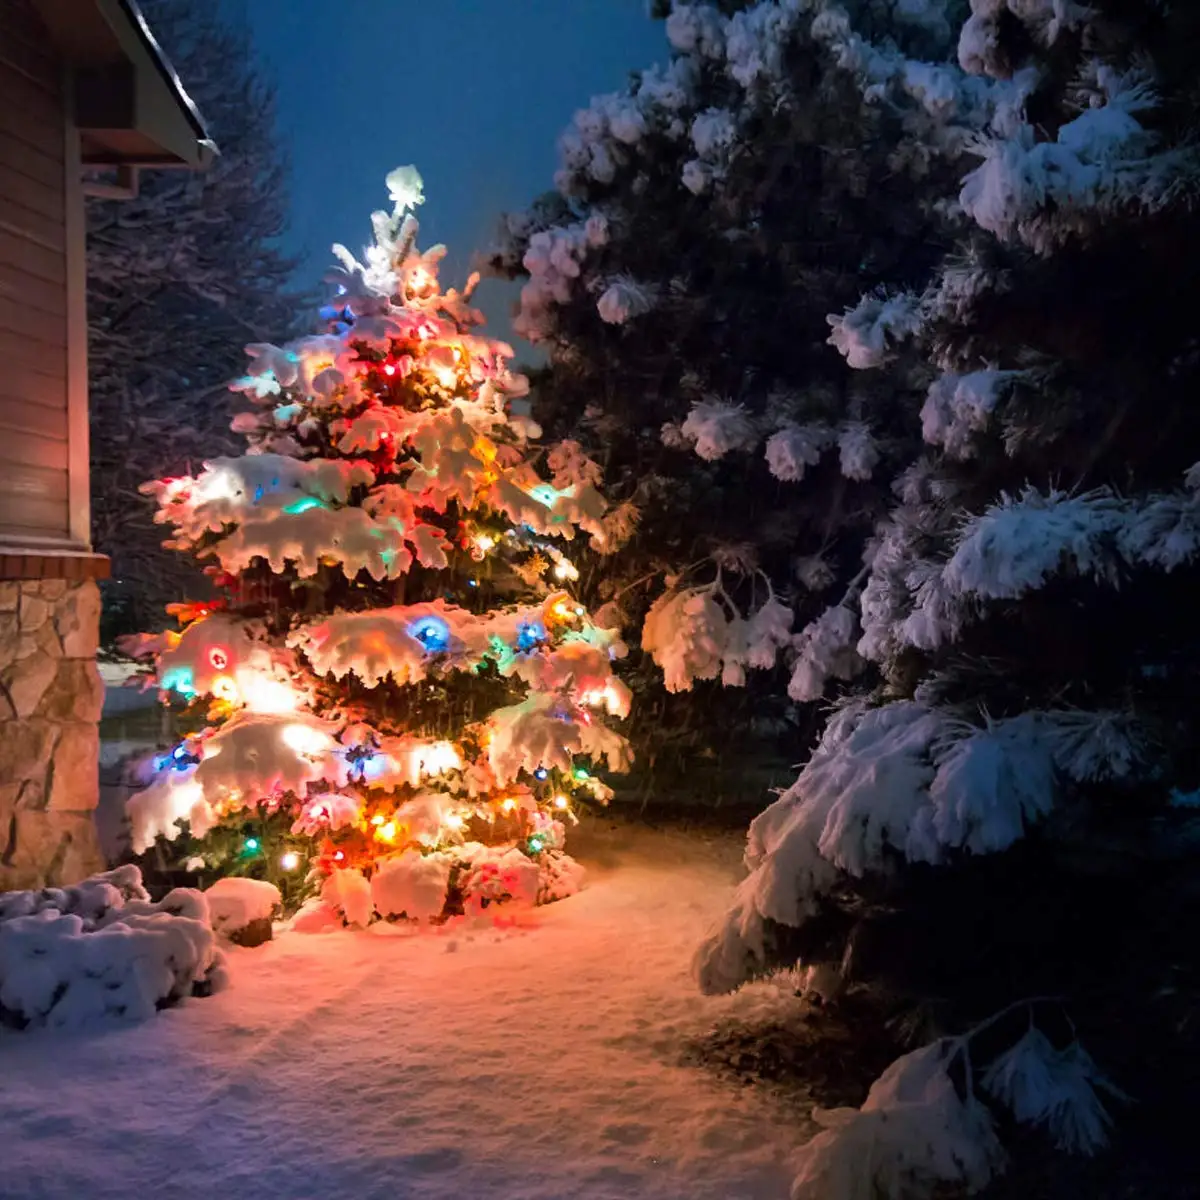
[119,167,634,926]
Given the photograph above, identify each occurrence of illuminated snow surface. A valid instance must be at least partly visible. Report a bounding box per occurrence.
[0,823,803,1199]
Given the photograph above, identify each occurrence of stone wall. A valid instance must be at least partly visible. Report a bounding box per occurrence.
[0,578,104,889]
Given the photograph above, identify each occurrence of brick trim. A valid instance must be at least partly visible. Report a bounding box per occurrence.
[0,550,110,580]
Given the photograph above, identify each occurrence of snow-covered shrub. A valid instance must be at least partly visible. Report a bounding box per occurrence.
[457,844,541,915]
[0,866,223,1030]
[204,877,281,942]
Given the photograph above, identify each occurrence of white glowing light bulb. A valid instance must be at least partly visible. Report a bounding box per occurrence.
[416,741,461,777]
[280,851,300,871]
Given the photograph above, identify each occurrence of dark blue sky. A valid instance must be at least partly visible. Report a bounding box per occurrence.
[231,0,666,346]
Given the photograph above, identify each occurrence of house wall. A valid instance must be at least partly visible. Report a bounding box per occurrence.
[0,0,79,548]
[0,0,104,889]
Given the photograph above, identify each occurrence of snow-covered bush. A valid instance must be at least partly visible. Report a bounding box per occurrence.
[204,877,281,942]
[0,866,224,1030]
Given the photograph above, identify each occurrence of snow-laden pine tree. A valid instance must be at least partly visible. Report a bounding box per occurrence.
[118,169,633,928]
[488,0,958,783]
[88,0,302,640]
[696,2,1200,1195]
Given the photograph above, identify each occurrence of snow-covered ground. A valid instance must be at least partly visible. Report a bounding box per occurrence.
[0,822,806,1200]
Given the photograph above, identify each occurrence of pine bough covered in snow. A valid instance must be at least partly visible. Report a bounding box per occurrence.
[790,999,1126,1200]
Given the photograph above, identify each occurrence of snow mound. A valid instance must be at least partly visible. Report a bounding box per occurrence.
[0,867,223,1030]
[0,864,148,922]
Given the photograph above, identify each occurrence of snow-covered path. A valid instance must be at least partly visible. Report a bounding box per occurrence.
[1,823,805,1199]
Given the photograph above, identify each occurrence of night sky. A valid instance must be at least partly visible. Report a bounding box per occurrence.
[230,0,666,347]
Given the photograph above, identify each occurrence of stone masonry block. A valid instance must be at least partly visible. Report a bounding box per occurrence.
[47,722,101,812]
[54,579,101,659]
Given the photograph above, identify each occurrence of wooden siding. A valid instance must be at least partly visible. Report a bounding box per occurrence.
[0,0,71,545]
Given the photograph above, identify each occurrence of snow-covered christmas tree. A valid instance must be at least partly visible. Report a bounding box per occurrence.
[119,167,634,927]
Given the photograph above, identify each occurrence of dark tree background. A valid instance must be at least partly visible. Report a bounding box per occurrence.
[87,0,304,642]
